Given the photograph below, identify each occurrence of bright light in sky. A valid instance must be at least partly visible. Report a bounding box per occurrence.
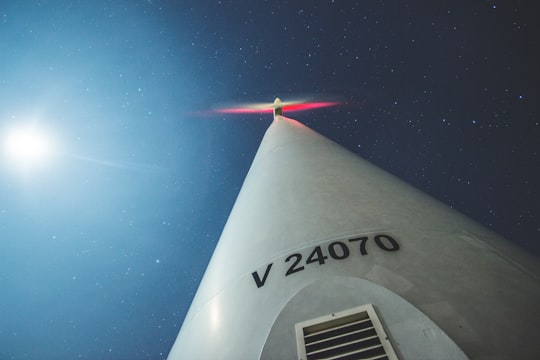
[2,124,57,172]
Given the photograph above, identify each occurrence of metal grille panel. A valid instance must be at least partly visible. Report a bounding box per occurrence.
[295,305,398,360]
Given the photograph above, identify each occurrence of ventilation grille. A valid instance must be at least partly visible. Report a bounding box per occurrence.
[295,304,398,360]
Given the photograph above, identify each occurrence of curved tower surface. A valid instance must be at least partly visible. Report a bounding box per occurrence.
[168,114,540,359]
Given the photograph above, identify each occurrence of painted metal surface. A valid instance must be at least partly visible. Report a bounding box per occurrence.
[168,116,540,359]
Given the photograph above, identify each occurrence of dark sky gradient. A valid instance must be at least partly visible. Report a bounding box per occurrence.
[0,1,538,359]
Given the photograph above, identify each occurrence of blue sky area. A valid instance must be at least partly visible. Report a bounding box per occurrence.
[0,1,538,359]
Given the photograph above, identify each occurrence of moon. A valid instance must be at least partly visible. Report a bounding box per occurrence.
[2,123,57,172]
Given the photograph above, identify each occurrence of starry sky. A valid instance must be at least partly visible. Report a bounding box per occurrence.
[0,1,538,359]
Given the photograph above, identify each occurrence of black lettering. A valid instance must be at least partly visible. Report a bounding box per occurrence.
[374,234,400,251]
[306,246,328,265]
[349,236,369,255]
[251,263,273,288]
[328,241,350,259]
[285,253,304,276]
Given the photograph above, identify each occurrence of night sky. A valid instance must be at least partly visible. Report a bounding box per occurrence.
[0,1,538,359]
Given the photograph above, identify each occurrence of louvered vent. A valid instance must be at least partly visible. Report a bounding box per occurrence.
[295,304,399,360]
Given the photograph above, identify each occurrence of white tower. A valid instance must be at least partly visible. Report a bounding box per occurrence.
[168,106,540,359]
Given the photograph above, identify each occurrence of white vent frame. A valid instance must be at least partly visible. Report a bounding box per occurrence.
[295,304,399,360]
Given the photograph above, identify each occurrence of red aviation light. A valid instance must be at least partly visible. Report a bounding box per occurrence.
[279,102,339,112]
